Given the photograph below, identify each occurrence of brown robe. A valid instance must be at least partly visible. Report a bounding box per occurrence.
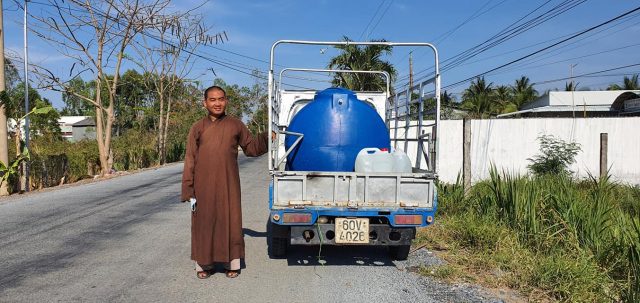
[181,114,268,265]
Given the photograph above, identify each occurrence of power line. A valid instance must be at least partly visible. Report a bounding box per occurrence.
[440,0,585,73]
[440,5,640,91]
[399,0,584,85]
[364,0,394,40]
[399,0,558,82]
[495,39,640,77]
[358,0,387,41]
[530,63,640,86]
[24,0,321,89]
[394,0,509,75]
[431,66,639,95]
[492,14,640,75]
[447,12,640,75]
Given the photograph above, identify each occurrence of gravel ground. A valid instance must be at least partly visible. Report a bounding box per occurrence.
[397,248,519,303]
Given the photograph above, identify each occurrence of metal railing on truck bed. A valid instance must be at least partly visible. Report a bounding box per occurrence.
[267,40,441,209]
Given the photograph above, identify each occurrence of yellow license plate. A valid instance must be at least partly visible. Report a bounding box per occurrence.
[335,218,369,244]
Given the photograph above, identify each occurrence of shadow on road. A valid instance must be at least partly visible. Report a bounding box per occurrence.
[284,245,395,266]
[243,228,267,238]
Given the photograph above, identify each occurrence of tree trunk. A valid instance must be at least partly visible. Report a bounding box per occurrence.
[157,92,165,165]
[14,127,20,156]
[96,107,108,176]
[104,101,114,174]
[94,80,109,176]
[161,95,172,164]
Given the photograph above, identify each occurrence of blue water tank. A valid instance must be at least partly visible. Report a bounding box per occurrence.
[285,87,390,171]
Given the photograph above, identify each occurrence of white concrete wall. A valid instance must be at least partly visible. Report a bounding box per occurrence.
[393,117,640,185]
[392,120,462,183]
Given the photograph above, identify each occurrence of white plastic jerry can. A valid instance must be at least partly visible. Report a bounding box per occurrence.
[355,148,393,172]
[391,148,412,173]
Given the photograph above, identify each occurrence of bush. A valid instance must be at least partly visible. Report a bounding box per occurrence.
[30,136,99,182]
[111,129,158,171]
[527,134,581,176]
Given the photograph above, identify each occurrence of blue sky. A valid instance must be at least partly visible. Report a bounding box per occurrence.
[3,0,640,108]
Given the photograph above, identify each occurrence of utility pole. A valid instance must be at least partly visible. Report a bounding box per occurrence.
[570,63,577,119]
[0,0,10,195]
[23,0,30,192]
[408,51,413,89]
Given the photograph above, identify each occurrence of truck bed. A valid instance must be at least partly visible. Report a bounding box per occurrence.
[271,171,436,209]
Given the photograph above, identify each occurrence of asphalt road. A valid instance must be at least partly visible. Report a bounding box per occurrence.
[0,155,506,303]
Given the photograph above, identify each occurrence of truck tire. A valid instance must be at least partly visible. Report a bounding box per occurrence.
[389,245,411,260]
[267,221,289,258]
[269,237,288,258]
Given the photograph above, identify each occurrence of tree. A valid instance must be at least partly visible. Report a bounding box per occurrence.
[493,85,513,113]
[29,98,61,138]
[608,74,639,90]
[463,77,493,100]
[115,69,149,134]
[4,58,19,90]
[328,36,396,92]
[510,76,538,110]
[60,77,95,116]
[565,81,578,91]
[246,71,269,134]
[133,12,218,164]
[438,90,458,119]
[164,82,203,163]
[0,82,59,191]
[2,83,60,154]
[0,105,55,192]
[461,77,496,118]
[33,0,169,175]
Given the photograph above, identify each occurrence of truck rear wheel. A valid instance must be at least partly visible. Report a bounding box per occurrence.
[389,245,411,260]
[267,221,289,258]
[269,237,288,258]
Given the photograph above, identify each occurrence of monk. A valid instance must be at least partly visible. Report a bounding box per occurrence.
[181,85,268,279]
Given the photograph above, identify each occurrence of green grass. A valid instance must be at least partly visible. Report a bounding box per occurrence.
[416,170,640,302]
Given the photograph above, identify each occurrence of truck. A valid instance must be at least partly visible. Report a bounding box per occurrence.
[267,40,441,260]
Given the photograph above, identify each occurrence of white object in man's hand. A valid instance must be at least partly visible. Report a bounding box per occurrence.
[189,198,197,212]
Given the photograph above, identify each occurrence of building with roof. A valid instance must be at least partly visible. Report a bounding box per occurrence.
[497,90,640,118]
[58,116,96,141]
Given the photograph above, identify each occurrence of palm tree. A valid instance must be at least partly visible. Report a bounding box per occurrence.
[608,74,639,90]
[493,85,513,113]
[511,76,538,110]
[461,77,495,118]
[439,90,457,119]
[565,81,576,91]
[328,36,396,92]
[462,76,493,101]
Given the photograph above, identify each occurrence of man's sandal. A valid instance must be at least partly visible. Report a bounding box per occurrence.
[225,270,239,278]
[196,270,211,279]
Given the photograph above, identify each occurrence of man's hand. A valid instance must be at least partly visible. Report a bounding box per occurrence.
[271,130,277,142]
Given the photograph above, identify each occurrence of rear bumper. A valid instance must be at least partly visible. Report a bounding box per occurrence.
[269,207,436,227]
[289,223,415,246]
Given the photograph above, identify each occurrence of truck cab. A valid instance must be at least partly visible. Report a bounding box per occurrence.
[267,40,441,260]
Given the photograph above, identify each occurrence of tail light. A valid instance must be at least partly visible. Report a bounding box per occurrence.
[394,214,423,225]
[283,213,312,223]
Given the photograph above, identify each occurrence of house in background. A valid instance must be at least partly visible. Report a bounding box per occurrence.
[59,116,96,141]
[498,90,640,118]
